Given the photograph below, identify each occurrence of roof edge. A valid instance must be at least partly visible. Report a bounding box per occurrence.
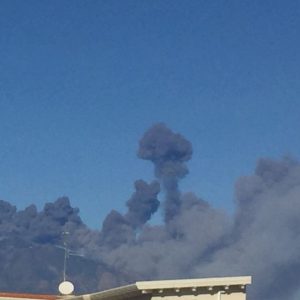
[68,284,138,300]
[66,276,252,300]
[0,293,58,300]
[136,276,252,290]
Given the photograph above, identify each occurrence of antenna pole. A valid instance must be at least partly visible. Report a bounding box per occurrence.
[62,231,70,282]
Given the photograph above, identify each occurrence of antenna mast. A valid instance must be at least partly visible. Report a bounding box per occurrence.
[62,231,70,282]
[58,231,83,295]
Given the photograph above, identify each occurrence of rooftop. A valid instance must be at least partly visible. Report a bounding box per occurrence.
[0,276,252,300]
[69,276,252,300]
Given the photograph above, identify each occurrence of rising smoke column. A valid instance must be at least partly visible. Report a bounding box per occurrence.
[99,126,300,300]
[99,124,230,283]
[2,124,300,300]
[125,180,160,229]
[100,179,160,248]
[138,123,192,222]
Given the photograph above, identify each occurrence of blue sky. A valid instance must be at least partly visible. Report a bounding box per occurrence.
[0,0,299,228]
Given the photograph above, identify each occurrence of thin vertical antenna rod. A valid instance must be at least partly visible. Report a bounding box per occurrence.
[62,231,70,282]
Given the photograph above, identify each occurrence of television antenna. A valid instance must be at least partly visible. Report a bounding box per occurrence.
[56,231,84,295]
[62,231,69,282]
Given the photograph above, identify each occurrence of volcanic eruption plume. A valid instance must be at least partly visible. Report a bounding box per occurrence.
[1,123,300,300]
[138,123,192,222]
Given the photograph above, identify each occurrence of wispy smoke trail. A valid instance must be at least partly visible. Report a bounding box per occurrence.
[1,124,300,300]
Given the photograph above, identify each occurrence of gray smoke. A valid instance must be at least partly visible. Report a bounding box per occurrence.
[1,123,300,300]
[125,180,160,229]
[100,179,160,248]
[0,197,105,293]
[193,157,300,300]
[138,123,192,222]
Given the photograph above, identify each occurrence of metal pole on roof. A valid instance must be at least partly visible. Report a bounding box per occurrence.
[62,231,70,281]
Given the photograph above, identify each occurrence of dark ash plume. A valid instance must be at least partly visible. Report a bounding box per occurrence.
[0,197,106,294]
[138,123,192,222]
[125,180,160,229]
[101,210,134,248]
[194,157,300,300]
[1,123,300,300]
[100,179,160,248]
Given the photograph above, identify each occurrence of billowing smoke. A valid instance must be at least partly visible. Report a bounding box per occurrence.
[125,180,160,229]
[138,123,192,222]
[1,123,300,300]
[100,179,160,248]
